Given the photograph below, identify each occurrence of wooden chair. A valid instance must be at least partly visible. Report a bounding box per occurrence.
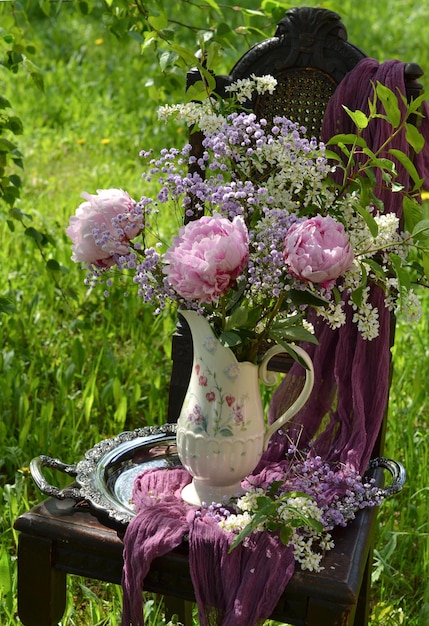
[14,7,423,626]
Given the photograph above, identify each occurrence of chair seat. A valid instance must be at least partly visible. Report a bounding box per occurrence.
[14,479,381,626]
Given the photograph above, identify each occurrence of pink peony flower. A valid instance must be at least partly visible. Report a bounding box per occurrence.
[164,215,249,303]
[283,215,354,289]
[66,188,138,267]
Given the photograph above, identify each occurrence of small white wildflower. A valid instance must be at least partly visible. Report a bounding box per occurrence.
[252,74,278,94]
[299,550,324,572]
[225,75,278,103]
[236,489,265,513]
[219,511,254,533]
[302,319,315,335]
[351,288,380,340]
[316,301,346,329]
[401,288,423,322]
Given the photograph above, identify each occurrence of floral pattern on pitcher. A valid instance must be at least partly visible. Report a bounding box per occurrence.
[186,358,250,438]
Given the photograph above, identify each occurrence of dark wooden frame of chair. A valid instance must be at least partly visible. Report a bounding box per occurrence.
[14,7,424,626]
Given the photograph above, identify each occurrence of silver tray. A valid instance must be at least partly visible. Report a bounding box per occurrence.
[30,424,178,524]
[30,422,406,525]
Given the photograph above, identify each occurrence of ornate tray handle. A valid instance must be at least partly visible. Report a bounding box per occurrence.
[367,457,406,497]
[30,455,83,501]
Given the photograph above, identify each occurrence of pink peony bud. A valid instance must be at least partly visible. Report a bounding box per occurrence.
[283,215,354,289]
[164,215,249,303]
[66,188,138,267]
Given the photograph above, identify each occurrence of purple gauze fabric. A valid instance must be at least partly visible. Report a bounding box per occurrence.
[268,58,429,474]
[121,466,294,626]
[121,59,429,626]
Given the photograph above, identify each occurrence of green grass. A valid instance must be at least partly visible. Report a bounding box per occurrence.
[1,1,429,624]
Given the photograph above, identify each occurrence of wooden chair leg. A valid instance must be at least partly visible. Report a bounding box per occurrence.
[353,549,373,626]
[17,533,66,626]
[164,595,194,625]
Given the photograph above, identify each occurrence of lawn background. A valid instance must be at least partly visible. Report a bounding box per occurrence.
[1,1,428,624]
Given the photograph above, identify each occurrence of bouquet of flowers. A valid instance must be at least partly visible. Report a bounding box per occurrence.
[66,75,428,365]
[67,75,428,567]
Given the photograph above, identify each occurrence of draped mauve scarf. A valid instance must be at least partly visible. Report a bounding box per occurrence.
[121,59,429,626]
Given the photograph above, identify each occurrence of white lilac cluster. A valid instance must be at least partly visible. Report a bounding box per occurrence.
[218,492,331,572]
[211,455,384,572]
[224,73,278,102]
[335,208,421,338]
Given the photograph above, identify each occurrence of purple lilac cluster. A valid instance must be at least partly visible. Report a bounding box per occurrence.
[247,209,305,299]
[278,456,384,529]
[203,455,384,566]
[117,112,332,312]
[206,457,384,530]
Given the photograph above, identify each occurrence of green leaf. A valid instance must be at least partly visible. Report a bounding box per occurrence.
[323,149,344,163]
[268,325,318,345]
[46,259,66,272]
[219,330,242,348]
[0,296,15,314]
[269,314,301,329]
[354,202,379,238]
[215,22,232,38]
[363,155,396,174]
[279,525,292,545]
[390,252,411,292]
[0,138,16,153]
[201,0,221,13]
[8,174,22,188]
[403,195,424,234]
[267,480,284,496]
[304,516,324,532]
[342,106,369,130]
[141,32,158,51]
[287,288,329,307]
[412,219,429,241]
[389,148,425,190]
[150,13,168,31]
[159,51,178,72]
[375,82,401,127]
[171,44,199,66]
[405,123,425,154]
[228,519,258,552]
[327,134,368,149]
[199,66,217,92]
[25,226,43,244]
[206,41,222,70]
[225,306,249,330]
[78,1,90,15]
[185,80,209,103]
[272,340,313,368]
[0,96,11,109]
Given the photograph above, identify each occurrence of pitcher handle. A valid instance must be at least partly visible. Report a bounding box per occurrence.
[259,344,314,450]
